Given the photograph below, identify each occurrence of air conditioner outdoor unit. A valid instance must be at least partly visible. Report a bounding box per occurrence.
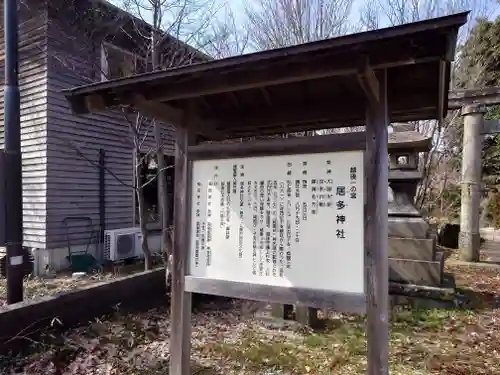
[103,227,142,262]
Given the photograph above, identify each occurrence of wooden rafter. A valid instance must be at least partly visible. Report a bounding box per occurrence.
[357,57,380,107]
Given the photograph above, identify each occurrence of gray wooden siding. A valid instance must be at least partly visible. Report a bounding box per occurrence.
[0,1,49,249]
[46,12,175,249]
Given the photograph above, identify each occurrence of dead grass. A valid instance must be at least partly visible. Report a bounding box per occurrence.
[0,261,163,308]
[1,255,500,374]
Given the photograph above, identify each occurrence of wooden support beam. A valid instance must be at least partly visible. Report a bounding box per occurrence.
[81,93,223,141]
[445,28,459,61]
[228,92,240,107]
[210,98,435,136]
[198,96,212,110]
[218,111,433,139]
[133,95,225,140]
[134,94,184,125]
[188,131,366,160]
[357,58,379,106]
[83,92,191,131]
[145,56,441,102]
[437,60,448,121]
[365,69,389,375]
[169,117,195,375]
[260,87,273,105]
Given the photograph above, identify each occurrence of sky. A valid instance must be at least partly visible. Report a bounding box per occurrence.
[109,0,376,27]
[109,0,500,24]
[109,0,500,45]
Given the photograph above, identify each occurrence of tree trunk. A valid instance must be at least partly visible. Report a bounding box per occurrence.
[154,122,172,284]
[135,152,152,270]
[151,3,171,283]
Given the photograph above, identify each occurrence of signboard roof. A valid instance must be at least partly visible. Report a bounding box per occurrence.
[64,13,468,139]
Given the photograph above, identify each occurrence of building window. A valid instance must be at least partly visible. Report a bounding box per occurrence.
[100,42,146,81]
[135,153,175,228]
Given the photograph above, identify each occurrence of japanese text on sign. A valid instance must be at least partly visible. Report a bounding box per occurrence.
[189,151,365,294]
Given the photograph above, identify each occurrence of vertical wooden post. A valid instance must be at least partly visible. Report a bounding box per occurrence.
[169,122,193,375]
[459,104,486,262]
[271,303,293,320]
[295,305,320,328]
[365,69,389,375]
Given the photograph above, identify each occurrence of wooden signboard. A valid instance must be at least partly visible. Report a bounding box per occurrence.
[186,151,366,306]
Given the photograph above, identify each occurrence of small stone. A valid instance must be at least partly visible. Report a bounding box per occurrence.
[72,272,87,280]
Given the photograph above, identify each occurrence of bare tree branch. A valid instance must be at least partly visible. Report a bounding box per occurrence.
[197,7,249,58]
[244,0,355,50]
[358,0,498,40]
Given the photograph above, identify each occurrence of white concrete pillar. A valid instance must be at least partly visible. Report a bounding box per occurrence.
[459,104,486,262]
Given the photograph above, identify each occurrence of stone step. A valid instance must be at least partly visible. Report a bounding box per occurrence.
[389,217,429,238]
[389,237,435,261]
[389,273,456,308]
[389,253,444,287]
[388,203,421,217]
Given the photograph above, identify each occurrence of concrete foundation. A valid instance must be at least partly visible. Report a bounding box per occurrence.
[30,232,163,276]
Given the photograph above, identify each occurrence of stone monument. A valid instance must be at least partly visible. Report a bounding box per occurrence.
[387,124,444,287]
[271,125,449,326]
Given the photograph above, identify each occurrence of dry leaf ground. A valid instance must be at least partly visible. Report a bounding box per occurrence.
[1,254,499,374]
[0,262,163,308]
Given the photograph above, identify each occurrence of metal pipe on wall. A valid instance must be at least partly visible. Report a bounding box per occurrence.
[99,149,106,262]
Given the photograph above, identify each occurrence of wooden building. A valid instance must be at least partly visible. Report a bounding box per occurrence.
[0,0,205,271]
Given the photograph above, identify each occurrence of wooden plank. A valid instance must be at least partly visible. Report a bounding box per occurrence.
[184,277,366,314]
[191,130,436,160]
[148,57,441,103]
[357,57,379,106]
[295,306,321,328]
[365,69,389,375]
[188,132,366,160]
[169,122,192,375]
[388,237,435,261]
[133,94,224,139]
[437,60,447,121]
[388,256,444,286]
[271,304,293,319]
[211,97,435,137]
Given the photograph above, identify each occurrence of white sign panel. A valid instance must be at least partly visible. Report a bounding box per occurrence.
[189,151,365,295]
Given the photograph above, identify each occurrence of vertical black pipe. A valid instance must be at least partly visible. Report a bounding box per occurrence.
[0,152,5,247]
[4,0,23,304]
[99,149,106,246]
